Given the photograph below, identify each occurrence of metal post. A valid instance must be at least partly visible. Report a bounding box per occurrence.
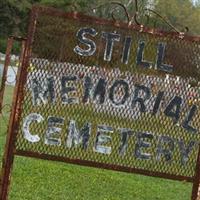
[0,37,14,114]
[19,41,26,68]
[0,37,26,200]
[191,147,200,200]
[0,6,36,198]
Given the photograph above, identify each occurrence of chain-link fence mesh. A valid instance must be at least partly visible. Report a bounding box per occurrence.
[13,7,200,185]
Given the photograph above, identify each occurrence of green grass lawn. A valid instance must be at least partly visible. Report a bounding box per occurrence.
[0,86,193,200]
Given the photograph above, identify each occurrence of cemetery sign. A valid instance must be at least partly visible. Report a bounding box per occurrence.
[1,6,200,200]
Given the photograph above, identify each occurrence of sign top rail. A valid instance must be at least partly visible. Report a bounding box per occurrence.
[31,5,200,43]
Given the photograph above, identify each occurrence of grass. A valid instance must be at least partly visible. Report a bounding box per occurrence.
[0,86,193,200]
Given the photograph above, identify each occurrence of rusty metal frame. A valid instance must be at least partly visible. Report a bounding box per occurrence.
[1,5,200,200]
[0,36,26,199]
[0,37,13,114]
[0,36,29,200]
[0,36,26,114]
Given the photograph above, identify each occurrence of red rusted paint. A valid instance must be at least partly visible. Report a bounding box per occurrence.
[0,38,14,114]
[1,6,200,200]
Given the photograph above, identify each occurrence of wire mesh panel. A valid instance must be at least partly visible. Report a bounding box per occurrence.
[2,5,200,200]
[15,6,200,180]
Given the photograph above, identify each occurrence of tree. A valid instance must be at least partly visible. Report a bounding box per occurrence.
[0,0,40,52]
[0,0,41,37]
[154,0,200,35]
